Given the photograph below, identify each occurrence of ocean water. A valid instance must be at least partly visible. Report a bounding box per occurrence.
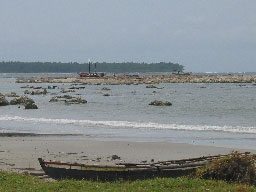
[0,73,256,148]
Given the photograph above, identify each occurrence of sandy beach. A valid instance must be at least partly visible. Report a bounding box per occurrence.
[1,134,256,177]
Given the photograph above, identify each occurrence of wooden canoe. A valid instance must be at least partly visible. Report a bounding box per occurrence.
[38,158,197,181]
[38,153,249,181]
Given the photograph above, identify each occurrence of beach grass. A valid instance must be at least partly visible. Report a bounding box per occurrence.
[0,171,255,192]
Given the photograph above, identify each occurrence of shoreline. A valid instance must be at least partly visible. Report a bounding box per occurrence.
[1,136,256,176]
[15,74,256,84]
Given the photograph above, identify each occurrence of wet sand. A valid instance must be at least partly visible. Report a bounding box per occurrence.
[0,135,255,176]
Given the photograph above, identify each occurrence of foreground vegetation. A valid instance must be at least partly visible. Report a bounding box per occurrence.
[0,171,255,192]
[1,153,256,191]
[196,153,256,185]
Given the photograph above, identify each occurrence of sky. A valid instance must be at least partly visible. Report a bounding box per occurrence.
[0,0,255,72]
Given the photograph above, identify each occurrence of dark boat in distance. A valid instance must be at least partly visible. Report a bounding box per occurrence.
[78,60,105,77]
[172,71,192,75]
[77,72,105,78]
[38,153,244,181]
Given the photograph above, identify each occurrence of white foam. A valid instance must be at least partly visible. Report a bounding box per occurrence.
[0,115,255,134]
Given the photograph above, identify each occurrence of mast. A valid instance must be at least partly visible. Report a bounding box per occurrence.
[88,59,91,74]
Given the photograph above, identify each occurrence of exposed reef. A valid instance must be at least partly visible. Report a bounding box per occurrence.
[15,74,256,85]
[49,95,87,104]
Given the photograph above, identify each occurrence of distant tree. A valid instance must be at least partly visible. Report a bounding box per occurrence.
[0,61,184,73]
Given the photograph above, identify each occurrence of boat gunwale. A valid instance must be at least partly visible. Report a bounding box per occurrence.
[42,160,157,169]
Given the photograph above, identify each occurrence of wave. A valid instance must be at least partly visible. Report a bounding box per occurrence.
[0,115,255,134]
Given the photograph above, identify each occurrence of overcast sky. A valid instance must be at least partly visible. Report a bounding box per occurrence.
[0,0,255,72]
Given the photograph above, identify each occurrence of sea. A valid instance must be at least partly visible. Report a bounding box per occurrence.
[0,73,256,149]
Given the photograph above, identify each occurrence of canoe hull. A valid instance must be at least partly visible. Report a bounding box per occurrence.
[38,158,196,181]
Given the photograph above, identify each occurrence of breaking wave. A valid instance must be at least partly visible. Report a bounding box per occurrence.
[0,115,255,134]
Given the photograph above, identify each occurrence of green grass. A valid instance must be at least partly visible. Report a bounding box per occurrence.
[0,171,256,192]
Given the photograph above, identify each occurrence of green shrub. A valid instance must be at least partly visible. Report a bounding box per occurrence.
[195,153,256,185]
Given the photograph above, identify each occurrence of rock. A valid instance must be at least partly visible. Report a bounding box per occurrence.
[24,102,38,109]
[5,92,19,97]
[43,88,47,94]
[149,100,172,106]
[102,87,111,91]
[69,86,85,90]
[111,155,121,160]
[10,96,35,105]
[49,97,58,102]
[65,97,87,104]
[9,95,38,109]
[146,84,157,88]
[60,89,75,93]
[57,95,73,99]
[20,85,31,89]
[0,96,9,106]
[50,95,87,104]
[24,89,47,95]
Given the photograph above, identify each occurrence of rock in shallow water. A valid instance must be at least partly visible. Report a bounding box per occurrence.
[5,92,19,97]
[65,97,87,104]
[10,96,35,105]
[0,96,9,106]
[49,95,87,104]
[24,102,38,109]
[146,84,157,88]
[149,100,172,106]
[10,96,38,109]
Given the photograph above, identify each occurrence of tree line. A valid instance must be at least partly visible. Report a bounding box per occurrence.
[0,61,184,73]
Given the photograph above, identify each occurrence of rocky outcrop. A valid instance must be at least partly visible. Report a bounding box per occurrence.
[57,95,73,99]
[9,96,38,109]
[102,87,111,91]
[49,97,58,102]
[24,89,47,95]
[149,100,172,106]
[65,97,87,104]
[49,95,87,104]
[20,85,32,89]
[69,86,85,90]
[5,92,19,97]
[20,85,42,89]
[0,96,9,106]
[146,85,157,88]
[60,89,75,93]
[10,96,35,105]
[24,102,38,109]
